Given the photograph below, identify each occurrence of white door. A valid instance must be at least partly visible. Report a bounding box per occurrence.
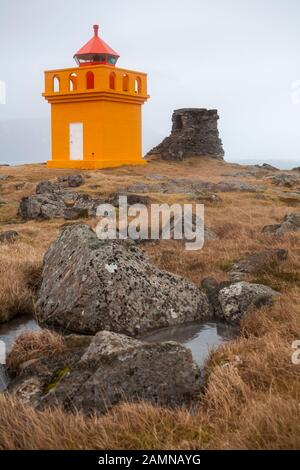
[69,123,83,160]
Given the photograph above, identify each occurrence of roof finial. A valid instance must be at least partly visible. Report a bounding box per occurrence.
[93,24,99,37]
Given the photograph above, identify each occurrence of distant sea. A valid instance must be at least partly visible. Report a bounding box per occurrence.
[226,158,300,170]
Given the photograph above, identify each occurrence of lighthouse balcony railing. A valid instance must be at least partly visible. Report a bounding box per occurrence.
[44,66,147,97]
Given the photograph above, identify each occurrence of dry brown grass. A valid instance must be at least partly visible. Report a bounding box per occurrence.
[0,242,42,322]
[0,158,300,449]
[6,330,66,374]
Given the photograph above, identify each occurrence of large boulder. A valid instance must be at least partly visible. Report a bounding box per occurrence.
[18,181,101,220]
[9,331,202,414]
[218,282,278,323]
[36,224,211,335]
[262,213,300,235]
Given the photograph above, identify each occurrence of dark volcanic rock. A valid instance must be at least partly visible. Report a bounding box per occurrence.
[262,213,300,235]
[36,180,57,194]
[57,174,84,188]
[109,192,152,207]
[254,163,279,172]
[9,331,202,414]
[215,180,264,193]
[0,230,18,243]
[18,181,101,220]
[228,249,288,281]
[266,173,300,187]
[35,224,211,336]
[146,108,224,160]
[201,278,231,317]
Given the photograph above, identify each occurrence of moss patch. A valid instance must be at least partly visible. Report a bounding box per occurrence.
[43,366,70,394]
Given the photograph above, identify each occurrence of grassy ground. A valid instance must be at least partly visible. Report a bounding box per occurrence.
[0,157,299,449]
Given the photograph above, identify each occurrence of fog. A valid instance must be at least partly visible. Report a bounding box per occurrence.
[1,0,300,167]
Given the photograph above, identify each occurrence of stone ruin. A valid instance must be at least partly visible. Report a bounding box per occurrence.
[146,108,224,160]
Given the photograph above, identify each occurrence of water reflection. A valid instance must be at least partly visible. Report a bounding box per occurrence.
[141,321,238,369]
[0,316,39,352]
[0,316,39,392]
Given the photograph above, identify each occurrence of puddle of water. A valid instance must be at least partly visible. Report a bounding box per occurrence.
[0,316,40,352]
[0,317,237,391]
[141,321,238,369]
[0,316,40,392]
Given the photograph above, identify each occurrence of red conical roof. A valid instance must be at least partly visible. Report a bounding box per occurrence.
[74,25,119,58]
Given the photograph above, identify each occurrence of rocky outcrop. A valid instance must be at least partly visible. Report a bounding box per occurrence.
[266,173,300,187]
[0,230,18,243]
[146,109,224,160]
[109,192,152,207]
[124,179,264,195]
[214,180,264,193]
[8,331,202,414]
[228,249,288,282]
[218,282,278,323]
[256,163,279,172]
[18,181,101,220]
[36,224,211,336]
[276,191,300,204]
[262,213,300,235]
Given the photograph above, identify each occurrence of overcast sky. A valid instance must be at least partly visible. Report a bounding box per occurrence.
[1,0,300,167]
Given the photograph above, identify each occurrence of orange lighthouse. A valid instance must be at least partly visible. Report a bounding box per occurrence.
[43,25,149,169]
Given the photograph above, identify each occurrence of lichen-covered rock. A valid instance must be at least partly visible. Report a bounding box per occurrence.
[215,180,264,193]
[228,249,288,282]
[9,331,202,414]
[36,224,211,335]
[57,174,84,188]
[262,213,300,235]
[267,173,299,187]
[18,181,101,220]
[146,108,224,160]
[218,282,278,323]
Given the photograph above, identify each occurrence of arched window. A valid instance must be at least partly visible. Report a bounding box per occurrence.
[53,75,60,93]
[86,71,94,89]
[109,72,116,90]
[135,77,142,94]
[122,74,129,92]
[69,73,77,91]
